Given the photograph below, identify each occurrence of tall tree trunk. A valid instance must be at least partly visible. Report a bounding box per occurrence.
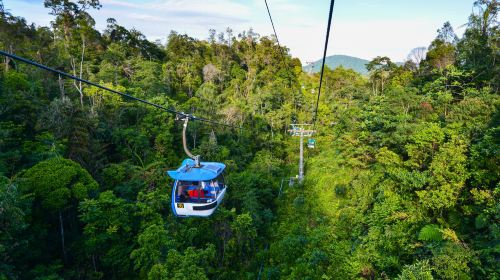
[71,36,86,107]
[79,36,85,106]
[4,44,13,71]
[92,254,97,272]
[59,211,67,263]
[58,74,65,98]
[4,51,9,71]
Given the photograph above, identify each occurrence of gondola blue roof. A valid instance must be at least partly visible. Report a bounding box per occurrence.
[167,158,225,181]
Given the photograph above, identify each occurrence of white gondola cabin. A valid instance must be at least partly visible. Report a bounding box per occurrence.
[167,158,226,217]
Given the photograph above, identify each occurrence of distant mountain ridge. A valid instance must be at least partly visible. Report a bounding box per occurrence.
[303,55,371,75]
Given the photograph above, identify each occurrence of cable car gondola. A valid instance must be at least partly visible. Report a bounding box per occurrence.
[307,138,316,149]
[168,159,226,217]
[167,117,227,217]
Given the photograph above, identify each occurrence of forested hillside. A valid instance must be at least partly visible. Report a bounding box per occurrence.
[0,0,498,279]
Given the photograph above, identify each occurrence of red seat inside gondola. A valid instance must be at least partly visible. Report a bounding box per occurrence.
[188,189,205,199]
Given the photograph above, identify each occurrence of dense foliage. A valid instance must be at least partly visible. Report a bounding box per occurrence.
[0,0,498,279]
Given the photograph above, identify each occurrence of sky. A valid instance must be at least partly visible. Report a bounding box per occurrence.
[3,0,475,63]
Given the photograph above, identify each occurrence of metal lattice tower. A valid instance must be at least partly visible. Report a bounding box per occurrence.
[288,124,315,182]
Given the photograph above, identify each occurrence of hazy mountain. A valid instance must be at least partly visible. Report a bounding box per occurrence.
[303,55,371,75]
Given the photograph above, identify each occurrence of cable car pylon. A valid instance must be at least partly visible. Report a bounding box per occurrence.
[288,124,315,182]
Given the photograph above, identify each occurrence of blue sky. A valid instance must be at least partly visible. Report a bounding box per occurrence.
[4,0,474,63]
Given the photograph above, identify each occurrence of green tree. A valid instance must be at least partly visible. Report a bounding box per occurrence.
[0,176,31,279]
[366,56,397,94]
[79,191,134,278]
[131,224,174,277]
[147,245,216,280]
[21,157,97,263]
[456,0,499,91]
[396,260,434,280]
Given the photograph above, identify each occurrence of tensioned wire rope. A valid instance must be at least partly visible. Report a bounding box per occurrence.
[263,0,336,129]
[2,0,335,130]
[0,50,237,128]
[312,0,335,129]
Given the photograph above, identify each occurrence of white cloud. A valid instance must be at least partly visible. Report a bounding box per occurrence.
[327,19,442,61]
[99,0,142,9]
